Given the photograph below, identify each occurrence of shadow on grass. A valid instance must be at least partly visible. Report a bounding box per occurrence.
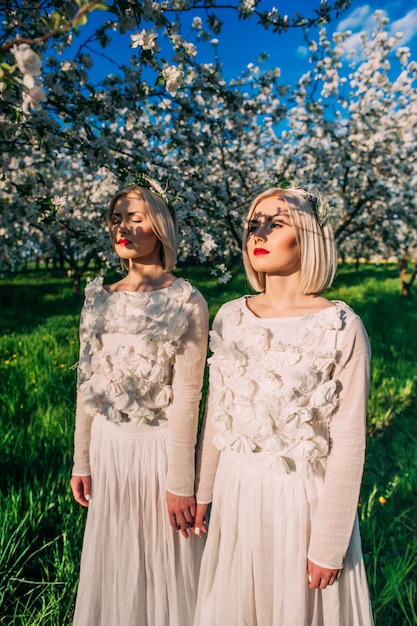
[361,397,417,625]
[0,271,84,335]
[333,262,399,287]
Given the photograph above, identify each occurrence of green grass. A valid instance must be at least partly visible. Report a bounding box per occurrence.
[0,263,416,625]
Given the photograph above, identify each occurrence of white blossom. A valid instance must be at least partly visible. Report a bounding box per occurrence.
[22,75,47,113]
[218,271,232,284]
[51,195,68,215]
[161,65,183,94]
[200,232,217,257]
[191,16,202,29]
[11,44,41,76]
[239,0,256,15]
[61,61,71,71]
[131,29,158,51]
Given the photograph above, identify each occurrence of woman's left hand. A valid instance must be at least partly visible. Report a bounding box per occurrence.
[166,490,196,538]
[307,558,343,589]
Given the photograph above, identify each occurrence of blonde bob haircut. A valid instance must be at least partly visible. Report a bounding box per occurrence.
[242,187,338,295]
[108,186,178,271]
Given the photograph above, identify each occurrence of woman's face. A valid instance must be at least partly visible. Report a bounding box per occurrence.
[110,194,161,266]
[246,195,300,277]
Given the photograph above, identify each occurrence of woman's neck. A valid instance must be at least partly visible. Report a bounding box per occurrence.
[109,264,175,293]
[248,275,330,318]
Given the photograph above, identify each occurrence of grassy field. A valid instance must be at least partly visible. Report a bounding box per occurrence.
[0,263,416,625]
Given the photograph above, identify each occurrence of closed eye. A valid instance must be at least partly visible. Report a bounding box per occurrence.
[247,222,259,234]
[247,220,284,234]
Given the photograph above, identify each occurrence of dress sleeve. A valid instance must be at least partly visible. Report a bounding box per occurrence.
[308,313,371,569]
[72,308,94,476]
[165,290,209,496]
[194,308,224,504]
[194,387,221,503]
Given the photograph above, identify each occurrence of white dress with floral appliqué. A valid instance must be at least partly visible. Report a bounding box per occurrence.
[194,297,374,626]
[72,277,208,626]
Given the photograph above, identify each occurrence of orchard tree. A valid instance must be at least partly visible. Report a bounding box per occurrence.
[0,0,351,284]
[1,55,289,290]
[152,61,290,279]
[279,11,417,291]
[2,3,417,296]
[0,0,351,102]
[0,0,350,165]
[1,150,119,291]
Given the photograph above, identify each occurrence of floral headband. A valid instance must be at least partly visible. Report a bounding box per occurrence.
[266,179,332,227]
[128,172,180,219]
[303,192,332,227]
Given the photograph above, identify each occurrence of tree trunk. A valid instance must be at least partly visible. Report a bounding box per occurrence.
[71,272,82,297]
[399,257,417,297]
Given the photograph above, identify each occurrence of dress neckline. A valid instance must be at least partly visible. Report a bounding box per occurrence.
[243,295,339,321]
[101,277,182,296]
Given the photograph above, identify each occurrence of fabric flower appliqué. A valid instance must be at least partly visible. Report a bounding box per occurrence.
[77,276,192,424]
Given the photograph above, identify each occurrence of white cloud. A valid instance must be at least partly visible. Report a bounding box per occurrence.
[389,9,417,46]
[336,5,379,57]
[341,31,365,56]
[336,4,417,56]
[337,5,374,31]
[297,45,309,58]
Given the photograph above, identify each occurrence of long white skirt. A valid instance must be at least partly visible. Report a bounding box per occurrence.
[194,450,373,626]
[73,416,204,626]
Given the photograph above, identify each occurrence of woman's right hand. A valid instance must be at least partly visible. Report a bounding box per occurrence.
[307,558,343,589]
[70,475,92,507]
[192,503,209,537]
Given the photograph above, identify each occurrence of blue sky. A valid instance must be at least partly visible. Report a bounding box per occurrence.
[212,1,417,82]
[71,1,417,85]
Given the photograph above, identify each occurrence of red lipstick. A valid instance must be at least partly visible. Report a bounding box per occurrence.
[254,248,269,256]
[118,238,131,245]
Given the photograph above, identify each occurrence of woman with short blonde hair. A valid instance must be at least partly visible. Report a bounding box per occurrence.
[72,182,208,625]
[193,186,373,626]
[242,187,338,295]
[108,185,178,271]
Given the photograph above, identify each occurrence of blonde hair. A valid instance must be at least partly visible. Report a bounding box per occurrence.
[242,187,338,294]
[108,186,178,271]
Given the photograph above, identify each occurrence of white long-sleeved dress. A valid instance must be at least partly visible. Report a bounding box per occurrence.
[72,276,208,626]
[194,297,374,626]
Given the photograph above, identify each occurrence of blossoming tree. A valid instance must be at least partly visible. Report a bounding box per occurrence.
[1,3,417,295]
[0,0,351,289]
[278,11,417,288]
[1,54,288,288]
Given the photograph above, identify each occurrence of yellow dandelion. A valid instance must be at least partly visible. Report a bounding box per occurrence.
[378,496,387,505]
[60,363,66,369]
[4,359,10,365]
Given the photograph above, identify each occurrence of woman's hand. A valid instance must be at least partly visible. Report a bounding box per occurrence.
[307,558,342,589]
[70,475,92,507]
[166,490,196,538]
[191,503,209,538]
